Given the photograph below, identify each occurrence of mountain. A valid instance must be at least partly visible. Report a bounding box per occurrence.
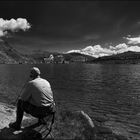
[63,52,95,62]
[1,40,140,64]
[67,45,113,58]
[30,50,95,63]
[92,51,140,64]
[0,39,34,64]
[67,45,140,64]
[67,44,140,59]
[30,50,61,63]
[67,46,99,57]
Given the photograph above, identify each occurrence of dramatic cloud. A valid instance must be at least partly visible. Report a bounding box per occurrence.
[127,45,140,52]
[67,43,140,58]
[109,43,128,54]
[81,45,114,57]
[125,36,140,45]
[0,18,31,37]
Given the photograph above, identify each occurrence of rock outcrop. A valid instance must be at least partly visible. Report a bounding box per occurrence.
[0,102,134,140]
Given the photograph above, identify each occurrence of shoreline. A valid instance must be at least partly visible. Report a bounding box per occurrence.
[0,101,140,139]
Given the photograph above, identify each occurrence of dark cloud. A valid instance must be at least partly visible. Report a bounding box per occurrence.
[1,1,140,52]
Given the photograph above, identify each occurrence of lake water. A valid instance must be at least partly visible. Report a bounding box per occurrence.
[1,64,140,135]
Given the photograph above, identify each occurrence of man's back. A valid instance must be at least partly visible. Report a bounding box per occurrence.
[21,77,54,107]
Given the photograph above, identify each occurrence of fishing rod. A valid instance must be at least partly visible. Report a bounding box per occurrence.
[14,78,30,105]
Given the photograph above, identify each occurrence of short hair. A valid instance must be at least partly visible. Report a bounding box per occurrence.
[30,67,41,76]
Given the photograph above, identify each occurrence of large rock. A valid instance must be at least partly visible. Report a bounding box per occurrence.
[0,103,96,140]
[0,103,54,140]
[53,109,96,139]
[0,103,130,140]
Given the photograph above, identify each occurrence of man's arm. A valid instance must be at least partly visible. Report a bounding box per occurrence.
[20,82,32,101]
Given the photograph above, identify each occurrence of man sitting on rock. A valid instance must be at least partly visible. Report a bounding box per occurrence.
[9,67,55,130]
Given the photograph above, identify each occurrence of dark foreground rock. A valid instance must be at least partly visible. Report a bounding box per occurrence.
[0,119,52,140]
[0,102,136,140]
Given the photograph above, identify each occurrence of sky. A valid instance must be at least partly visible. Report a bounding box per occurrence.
[1,0,140,54]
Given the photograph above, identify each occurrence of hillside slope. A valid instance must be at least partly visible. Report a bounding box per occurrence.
[63,52,95,62]
[92,51,140,64]
[0,40,34,64]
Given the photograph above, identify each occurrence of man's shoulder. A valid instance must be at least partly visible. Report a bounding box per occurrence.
[32,78,50,84]
[28,78,39,85]
[41,78,50,85]
[27,80,34,86]
[40,78,51,87]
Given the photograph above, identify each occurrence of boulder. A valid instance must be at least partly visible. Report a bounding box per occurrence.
[0,103,54,140]
[0,103,130,140]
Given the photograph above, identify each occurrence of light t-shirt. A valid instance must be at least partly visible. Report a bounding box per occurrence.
[20,77,54,107]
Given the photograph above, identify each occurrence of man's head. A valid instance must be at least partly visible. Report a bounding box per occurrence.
[30,67,41,79]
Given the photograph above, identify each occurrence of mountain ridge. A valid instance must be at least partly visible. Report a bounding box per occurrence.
[91,51,140,64]
[1,40,140,64]
[0,39,35,64]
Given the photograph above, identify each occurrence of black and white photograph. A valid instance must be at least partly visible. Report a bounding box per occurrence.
[0,0,140,139]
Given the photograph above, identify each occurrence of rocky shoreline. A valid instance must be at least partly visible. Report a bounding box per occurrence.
[0,102,139,140]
